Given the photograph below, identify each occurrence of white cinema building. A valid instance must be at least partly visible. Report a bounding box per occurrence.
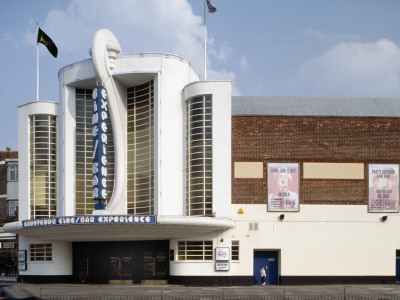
[5,29,400,286]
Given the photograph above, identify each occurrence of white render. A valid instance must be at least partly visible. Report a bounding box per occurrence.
[230,204,399,277]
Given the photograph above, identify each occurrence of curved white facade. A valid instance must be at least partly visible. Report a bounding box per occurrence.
[10,29,233,284]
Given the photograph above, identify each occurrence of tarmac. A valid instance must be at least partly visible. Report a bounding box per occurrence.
[4,282,400,298]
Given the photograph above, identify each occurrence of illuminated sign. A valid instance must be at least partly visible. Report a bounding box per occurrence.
[92,86,108,209]
[21,215,157,228]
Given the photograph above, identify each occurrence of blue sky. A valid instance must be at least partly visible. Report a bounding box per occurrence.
[1,0,400,150]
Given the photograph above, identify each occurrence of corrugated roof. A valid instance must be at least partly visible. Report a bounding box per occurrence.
[232,96,400,117]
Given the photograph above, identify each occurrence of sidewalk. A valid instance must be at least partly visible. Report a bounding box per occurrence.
[6,282,400,298]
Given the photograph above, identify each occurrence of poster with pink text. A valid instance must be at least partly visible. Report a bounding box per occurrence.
[267,163,300,212]
[368,164,399,212]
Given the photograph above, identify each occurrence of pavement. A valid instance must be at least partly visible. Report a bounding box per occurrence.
[5,282,400,298]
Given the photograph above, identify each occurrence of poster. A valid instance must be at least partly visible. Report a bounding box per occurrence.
[267,163,300,212]
[368,164,399,212]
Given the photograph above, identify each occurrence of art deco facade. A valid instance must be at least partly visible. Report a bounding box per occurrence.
[5,29,400,286]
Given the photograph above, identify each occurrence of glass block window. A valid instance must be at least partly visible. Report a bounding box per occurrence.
[127,81,154,215]
[75,88,114,215]
[30,243,52,261]
[186,95,212,216]
[177,241,213,261]
[231,240,239,261]
[8,165,18,181]
[29,115,57,219]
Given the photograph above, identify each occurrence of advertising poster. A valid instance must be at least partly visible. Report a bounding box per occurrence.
[267,163,300,212]
[368,164,399,212]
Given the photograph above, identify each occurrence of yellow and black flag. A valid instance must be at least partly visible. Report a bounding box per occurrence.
[37,27,58,58]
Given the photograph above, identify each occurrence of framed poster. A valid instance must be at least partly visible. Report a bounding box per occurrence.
[18,250,27,262]
[368,164,399,212]
[18,263,27,271]
[215,247,230,261]
[267,163,300,212]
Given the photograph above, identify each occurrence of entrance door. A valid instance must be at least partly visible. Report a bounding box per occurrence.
[73,241,169,284]
[253,251,279,285]
[109,256,133,283]
[142,251,168,284]
[396,250,400,282]
[78,257,89,283]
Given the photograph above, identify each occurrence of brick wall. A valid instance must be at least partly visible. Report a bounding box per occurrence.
[0,151,18,224]
[232,116,400,205]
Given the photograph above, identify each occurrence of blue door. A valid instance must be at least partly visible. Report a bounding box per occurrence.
[396,251,400,281]
[253,251,279,285]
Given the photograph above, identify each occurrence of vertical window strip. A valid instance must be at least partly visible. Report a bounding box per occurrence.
[186,95,212,216]
[75,89,114,215]
[127,81,154,215]
[29,115,57,219]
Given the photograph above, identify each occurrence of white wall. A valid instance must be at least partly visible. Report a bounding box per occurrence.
[230,204,400,277]
[157,58,200,216]
[169,230,232,276]
[18,237,72,276]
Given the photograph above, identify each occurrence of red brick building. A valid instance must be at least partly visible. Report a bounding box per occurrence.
[0,149,18,277]
[231,96,400,284]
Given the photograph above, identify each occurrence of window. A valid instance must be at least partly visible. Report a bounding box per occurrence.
[231,240,239,261]
[8,201,17,217]
[127,81,154,215]
[30,243,52,261]
[8,165,18,181]
[177,241,213,261]
[186,95,212,216]
[30,115,57,219]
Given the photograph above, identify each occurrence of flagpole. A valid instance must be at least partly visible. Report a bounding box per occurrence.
[204,0,207,80]
[36,23,39,101]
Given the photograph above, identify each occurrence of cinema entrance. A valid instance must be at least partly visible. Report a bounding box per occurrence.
[73,240,169,284]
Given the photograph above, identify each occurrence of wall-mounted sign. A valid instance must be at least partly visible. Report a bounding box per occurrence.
[18,263,27,271]
[215,247,230,261]
[18,250,27,262]
[3,242,14,249]
[368,164,399,212]
[215,262,230,271]
[267,163,300,212]
[92,86,108,210]
[22,215,157,228]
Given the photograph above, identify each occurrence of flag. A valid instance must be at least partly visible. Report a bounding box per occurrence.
[37,27,58,58]
[207,0,217,13]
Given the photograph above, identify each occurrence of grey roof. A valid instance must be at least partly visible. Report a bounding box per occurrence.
[232,96,400,117]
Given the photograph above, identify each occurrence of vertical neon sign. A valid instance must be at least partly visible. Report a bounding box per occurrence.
[92,86,108,210]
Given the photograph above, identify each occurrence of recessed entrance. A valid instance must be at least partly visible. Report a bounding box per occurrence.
[73,240,169,284]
